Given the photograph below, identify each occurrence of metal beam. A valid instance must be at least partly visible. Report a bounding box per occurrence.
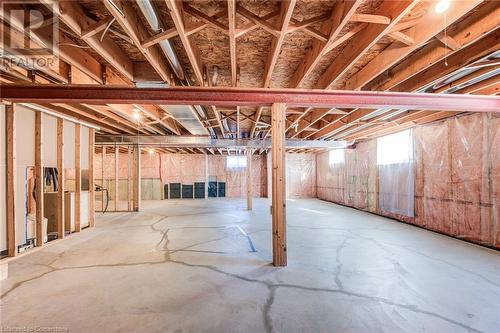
[95,135,347,149]
[1,84,499,112]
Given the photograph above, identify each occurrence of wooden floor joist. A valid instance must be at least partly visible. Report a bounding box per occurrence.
[271,103,287,267]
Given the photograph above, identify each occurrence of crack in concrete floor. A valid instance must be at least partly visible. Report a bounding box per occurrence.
[1,208,495,333]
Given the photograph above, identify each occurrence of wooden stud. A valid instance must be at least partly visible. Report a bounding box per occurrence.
[88,128,95,227]
[75,124,81,232]
[114,146,118,211]
[271,103,287,266]
[101,145,105,212]
[56,118,64,239]
[133,146,141,211]
[35,111,44,246]
[247,149,253,210]
[127,146,132,211]
[6,104,16,256]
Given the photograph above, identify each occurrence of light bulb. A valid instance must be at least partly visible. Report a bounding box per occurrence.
[435,0,450,14]
[132,112,141,120]
[149,148,155,155]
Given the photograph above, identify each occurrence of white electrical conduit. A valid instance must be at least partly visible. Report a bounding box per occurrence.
[20,103,101,130]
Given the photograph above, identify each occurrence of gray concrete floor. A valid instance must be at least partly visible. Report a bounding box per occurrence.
[1,198,499,333]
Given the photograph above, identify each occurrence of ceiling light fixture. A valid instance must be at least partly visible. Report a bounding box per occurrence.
[435,0,450,14]
[149,148,155,155]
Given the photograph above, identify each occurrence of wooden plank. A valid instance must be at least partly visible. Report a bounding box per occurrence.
[141,28,178,49]
[271,103,286,266]
[350,13,391,24]
[183,3,228,33]
[88,128,95,227]
[236,5,280,37]
[101,146,105,212]
[74,124,81,232]
[56,118,64,239]
[114,146,119,211]
[81,17,114,39]
[388,31,415,46]
[35,111,44,246]
[247,149,253,210]
[6,104,16,256]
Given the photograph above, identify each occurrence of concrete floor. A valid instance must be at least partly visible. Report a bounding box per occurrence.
[1,198,499,333]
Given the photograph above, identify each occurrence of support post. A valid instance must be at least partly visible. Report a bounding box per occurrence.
[74,124,81,232]
[247,149,252,210]
[114,146,118,211]
[56,118,64,239]
[133,145,141,211]
[127,146,132,211]
[35,111,44,246]
[271,103,287,266]
[101,145,105,212]
[88,128,95,227]
[205,153,208,199]
[6,104,16,256]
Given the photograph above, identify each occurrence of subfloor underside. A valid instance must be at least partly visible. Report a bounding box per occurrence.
[1,199,499,333]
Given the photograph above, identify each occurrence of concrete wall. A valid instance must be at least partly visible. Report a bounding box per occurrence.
[316,113,499,249]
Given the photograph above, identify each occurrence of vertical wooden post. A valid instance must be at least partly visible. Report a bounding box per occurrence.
[271,103,287,266]
[205,153,208,199]
[6,104,16,256]
[74,124,81,232]
[133,145,141,211]
[56,118,64,239]
[35,111,44,246]
[247,149,253,210]
[88,128,95,227]
[114,146,119,211]
[127,146,132,211]
[101,145,105,212]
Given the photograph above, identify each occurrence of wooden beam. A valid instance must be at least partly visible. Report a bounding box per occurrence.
[350,13,391,24]
[114,146,119,211]
[56,118,64,239]
[263,0,296,88]
[88,128,95,227]
[236,5,280,37]
[316,0,418,89]
[228,0,237,86]
[35,111,44,246]
[81,17,114,39]
[101,146,105,212]
[271,103,286,266]
[127,147,132,211]
[387,31,415,46]
[183,3,228,34]
[141,28,178,49]
[343,0,485,90]
[247,149,252,210]
[165,0,203,84]
[6,104,16,256]
[290,0,362,88]
[104,0,173,83]
[133,146,141,211]
[74,124,81,232]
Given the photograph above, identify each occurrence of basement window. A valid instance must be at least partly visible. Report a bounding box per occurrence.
[329,149,345,166]
[226,156,247,170]
[377,129,413,165]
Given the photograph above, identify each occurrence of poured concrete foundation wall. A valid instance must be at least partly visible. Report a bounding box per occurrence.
[317,113,499,248]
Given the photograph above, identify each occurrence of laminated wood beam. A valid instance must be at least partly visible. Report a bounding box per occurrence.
[56,118,64,239]
[6,104,16,256]
[271,103,286,266]
[35,111,44,246]
[74,124,81,232]
[88,128,95,227]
